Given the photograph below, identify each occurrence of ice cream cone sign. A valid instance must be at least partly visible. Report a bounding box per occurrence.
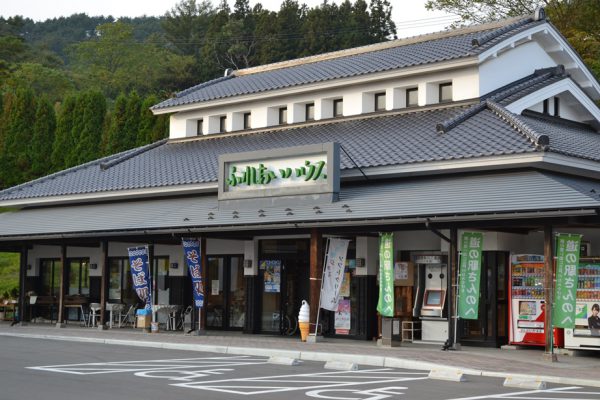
[298,300,310,342]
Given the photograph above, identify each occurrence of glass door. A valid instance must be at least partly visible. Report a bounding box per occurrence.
[459,251,509,347]
[260,259,283,333]
[153,257,170,305]
[67,258,90,320]
[206,255,245,330]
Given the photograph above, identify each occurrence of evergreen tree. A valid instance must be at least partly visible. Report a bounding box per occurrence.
[105,93,128,154]
[369,0,397,41]
[2,87,36,187]
[73,90,106,165]
[30,95,56,178]
[51,94,76,171]
[124,90,141,150]
[138,95,170,145]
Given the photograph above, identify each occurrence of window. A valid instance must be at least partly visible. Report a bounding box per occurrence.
[243,112,251,129]
[219,116,227,133]
[305,103,315,121]
[374,92,386,111]
[197,119,203,135]
[439,83,452,103]
[333,99,343,117]
[553,97,560,117]
[406,88,418,107]
[278,107,287,124]
[543,99,549,114]
[40,259,61,297]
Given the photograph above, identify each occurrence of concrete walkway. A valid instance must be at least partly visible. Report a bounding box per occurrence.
[1,322,599,387]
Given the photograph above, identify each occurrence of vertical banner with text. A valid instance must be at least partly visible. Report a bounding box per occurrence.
[320,238,350,311]
[377,233,394,317]
[128,246,152,311]
[553,233,582,328]
[182,238,204,308]
[458,232,483,320]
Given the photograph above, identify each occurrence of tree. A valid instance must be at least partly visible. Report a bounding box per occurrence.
[105,93,128,154]
[1,88,36,187]
[51,94,77,171]
[72,90,106,165]
[4,63,75,104]
[425,0,600,78]
[30,95,57,178]
[369,0,397,41]
[138,95,169,145]
[123,91,141,150]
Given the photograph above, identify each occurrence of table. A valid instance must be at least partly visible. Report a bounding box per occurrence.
[106,303,125,328]
[152,304,181,330]
[64,304,87,326]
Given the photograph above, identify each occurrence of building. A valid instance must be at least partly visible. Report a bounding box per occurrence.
[2,9,600,348]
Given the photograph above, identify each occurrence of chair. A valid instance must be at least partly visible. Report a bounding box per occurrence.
[88,303,101,327]
[120,304,136,327]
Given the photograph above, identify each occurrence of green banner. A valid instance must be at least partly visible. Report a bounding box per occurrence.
[377,233,394,317]
[553,233,582,328]
[458,232,483,320]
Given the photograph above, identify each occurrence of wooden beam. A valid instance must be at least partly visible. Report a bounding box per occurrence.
[56,244,67,326]
[309,228,323,334]
[19,245,28,323]
[99,241,108,328]
[543,225,558,361]
[200,237,207,331]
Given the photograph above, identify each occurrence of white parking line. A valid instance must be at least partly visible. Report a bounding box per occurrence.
[445,386,585,400]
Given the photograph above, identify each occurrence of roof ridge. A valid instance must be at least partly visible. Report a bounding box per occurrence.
[486,100,549,149]
[436,102,487,134]
[235,15,530,77]
[100,139,168,171]
[471,17,533,47]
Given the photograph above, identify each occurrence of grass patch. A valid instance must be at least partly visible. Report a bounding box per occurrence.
[0,252,19,297]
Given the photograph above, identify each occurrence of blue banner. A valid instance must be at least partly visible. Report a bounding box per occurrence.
[182,238,204,308]
[128,246,152,311]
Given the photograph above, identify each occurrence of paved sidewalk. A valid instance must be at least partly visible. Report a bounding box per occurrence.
[1,322,599,387]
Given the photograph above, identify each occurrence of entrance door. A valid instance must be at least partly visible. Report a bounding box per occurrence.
[206,255,245,330]
[258,239,309,334]
[67,258,90,320]
[459,251,509,347]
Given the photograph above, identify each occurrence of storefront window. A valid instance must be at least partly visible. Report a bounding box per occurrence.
[40,259,61,296]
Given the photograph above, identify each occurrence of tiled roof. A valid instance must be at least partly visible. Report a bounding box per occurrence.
[2,87,599,203]
[152,17,544,110]
[0,170,599,239]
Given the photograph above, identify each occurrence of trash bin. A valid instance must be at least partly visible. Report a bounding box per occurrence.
[381,317,401,347]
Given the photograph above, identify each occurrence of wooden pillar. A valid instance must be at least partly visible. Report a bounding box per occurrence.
[99,241,108,329]
[200,237,207,331]
[449,227,458,348]
[18,245,28,323]
[543,225,557,361]
[309,228,323,334]
[56,244,67,327]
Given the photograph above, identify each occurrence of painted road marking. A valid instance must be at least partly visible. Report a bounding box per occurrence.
[446,386,599,400]
[172,368,428,396]
[27,355,268,375]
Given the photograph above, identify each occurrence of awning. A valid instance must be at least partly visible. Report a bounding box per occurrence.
[0,170,598,240]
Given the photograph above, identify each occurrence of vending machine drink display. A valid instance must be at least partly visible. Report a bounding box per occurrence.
[509,254,563,347]
[564,258,600,350]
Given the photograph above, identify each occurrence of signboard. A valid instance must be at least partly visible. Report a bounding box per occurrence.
[218,142,340,201]
[377,233,394,317]
[553,233,582,328]
[127,246,152,311]
[261,260,281,293]
[320,238,350,311]
[335,298,351,334]
[182,238,204,308]
[458,232,484,320]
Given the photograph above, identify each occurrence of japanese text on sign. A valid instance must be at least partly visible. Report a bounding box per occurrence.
[377,233,394,317]
[458,232,483,320]
[553,234,582,328]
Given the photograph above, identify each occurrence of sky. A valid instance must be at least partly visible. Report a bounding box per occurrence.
[0,0,458,38]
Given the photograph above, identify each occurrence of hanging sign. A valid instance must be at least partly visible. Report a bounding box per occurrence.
[553,233,582,328]
[182,238,204,308]
[377,233,394,317]
[128,246,152,311]
[458,232,484,320]
[335,298,351,334]
[320,238,350,311]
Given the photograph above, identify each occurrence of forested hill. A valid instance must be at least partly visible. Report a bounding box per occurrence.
[0,0,397,190]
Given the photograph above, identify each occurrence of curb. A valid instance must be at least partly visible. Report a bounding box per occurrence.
[1,331,599,388]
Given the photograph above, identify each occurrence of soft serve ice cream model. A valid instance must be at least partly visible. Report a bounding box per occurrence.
[298,300,310,341]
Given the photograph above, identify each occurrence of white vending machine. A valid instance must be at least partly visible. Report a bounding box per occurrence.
[413,254,448,342]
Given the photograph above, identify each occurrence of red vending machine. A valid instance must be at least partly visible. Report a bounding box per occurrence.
[509,254,563,347]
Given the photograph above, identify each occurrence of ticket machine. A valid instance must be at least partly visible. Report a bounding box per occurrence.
[413,254,448,342]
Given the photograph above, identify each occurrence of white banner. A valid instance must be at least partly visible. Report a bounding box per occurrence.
[320,238,350,311]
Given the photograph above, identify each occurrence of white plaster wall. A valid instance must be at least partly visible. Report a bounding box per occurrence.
[168,67,479,138]
[526,93,587,122]
[244,239,259,276]
[206,238,245,255]
[355,236,378,276]
[395,230,441,251]
[479,41,556,96]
